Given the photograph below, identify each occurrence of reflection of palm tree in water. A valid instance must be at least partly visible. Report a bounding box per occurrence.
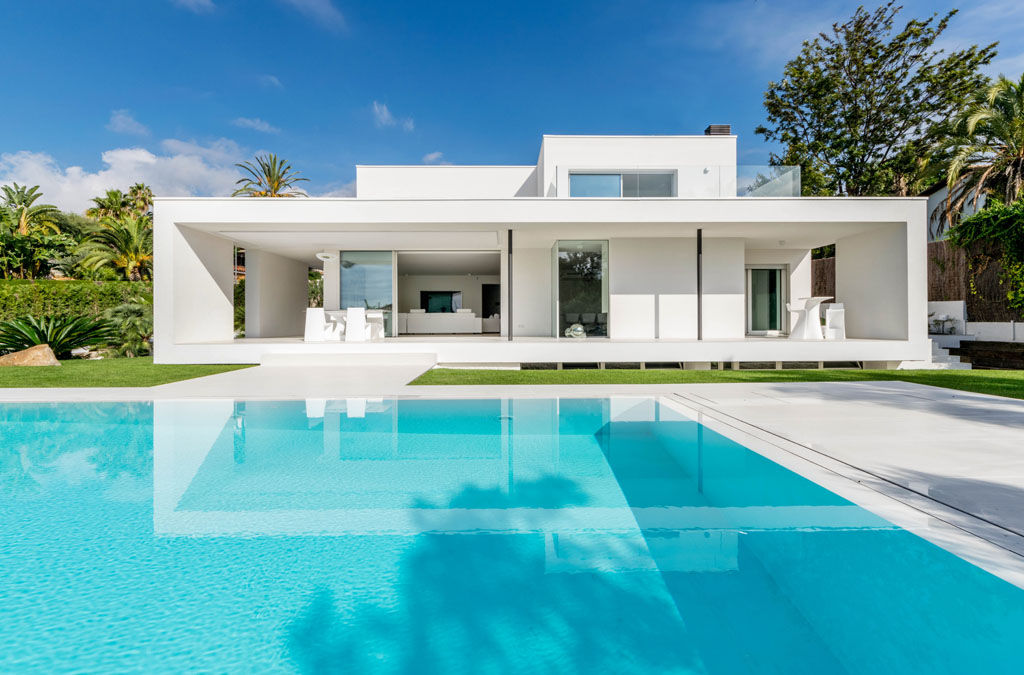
[287,476,701,674]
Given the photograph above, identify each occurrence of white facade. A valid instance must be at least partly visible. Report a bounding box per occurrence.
[154,133,929,367]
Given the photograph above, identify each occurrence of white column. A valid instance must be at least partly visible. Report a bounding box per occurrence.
[323,252,341,311]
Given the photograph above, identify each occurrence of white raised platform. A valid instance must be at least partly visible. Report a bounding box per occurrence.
[156,335,930,365]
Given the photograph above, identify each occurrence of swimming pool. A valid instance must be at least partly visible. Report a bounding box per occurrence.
[1,396,1022,673]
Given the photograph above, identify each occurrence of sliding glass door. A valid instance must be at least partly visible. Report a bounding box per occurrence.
[554,241,609,337]
[746,267,786,334]
[340,251,394,335]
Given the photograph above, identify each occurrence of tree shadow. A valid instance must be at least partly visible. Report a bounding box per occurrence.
[286,476,704,674]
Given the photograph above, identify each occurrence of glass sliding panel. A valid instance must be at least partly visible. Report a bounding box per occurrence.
[340,251,393,335]
[621,173,640,197]
[556,240,609,337]
[569,174,621,197]
[637,172,674,197]
[748,268,782,333]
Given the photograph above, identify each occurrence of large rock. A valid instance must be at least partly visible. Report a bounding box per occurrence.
[0,344,61,367]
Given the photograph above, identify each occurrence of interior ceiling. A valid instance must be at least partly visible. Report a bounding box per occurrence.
[397,251,500,276]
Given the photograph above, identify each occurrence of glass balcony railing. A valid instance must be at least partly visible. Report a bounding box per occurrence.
[735,165,801,197]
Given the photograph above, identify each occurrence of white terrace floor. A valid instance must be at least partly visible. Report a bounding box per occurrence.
[2,367,1023,586]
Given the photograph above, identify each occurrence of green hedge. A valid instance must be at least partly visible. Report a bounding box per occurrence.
[0,280,152,321]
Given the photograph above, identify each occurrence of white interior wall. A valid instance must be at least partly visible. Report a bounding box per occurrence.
[835,225,909,340]
[245,249,310,338]
[167,226,235,344]
[397,275,500,315]
[608,238,697,339]
[701,238,746,339]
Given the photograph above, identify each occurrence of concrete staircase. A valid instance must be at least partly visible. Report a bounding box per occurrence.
[897,340,971,370]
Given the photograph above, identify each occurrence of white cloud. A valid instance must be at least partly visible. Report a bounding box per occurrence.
[279,0,345,30]
[0,140,245,212]
[106,109,149,136]
[317,180,356,197]
[260,74,284,89]
[372,101,415,132]
[231,117,280,134]
[171,0,215,13]
[422,151,444,164]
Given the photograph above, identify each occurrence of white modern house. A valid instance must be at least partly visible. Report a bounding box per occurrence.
[153,128,929,368]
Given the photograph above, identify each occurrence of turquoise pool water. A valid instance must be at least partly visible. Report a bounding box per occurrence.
[1,397,1023,673]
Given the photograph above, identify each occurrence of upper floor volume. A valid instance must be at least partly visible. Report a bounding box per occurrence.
[355,124,801,200]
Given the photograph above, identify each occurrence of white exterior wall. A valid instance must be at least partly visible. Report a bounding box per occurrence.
[744,249,814,332]
[245,250,309,338]
[398,275,500,315]
[538,135,737,198]
[836,224,912,340]
[511,245,553,337]
[356,166,537,198]
[322,254,341,311]
[608,238,697,339]
[155,224,234,347]
[702,239,746,338]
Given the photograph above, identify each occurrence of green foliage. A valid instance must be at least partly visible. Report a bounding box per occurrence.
[0,280,152,321]
[756,2,995,196]
[78,214,153,281]
[104,291,153,357]
[1,183,60,235]
[234,278,245,335]
[0,315,116,358]
[948,200,1024,311]
[933,73,1024,233]
[233,153,308,197]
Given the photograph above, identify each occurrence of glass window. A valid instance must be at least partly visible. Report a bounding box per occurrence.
[637,173,674,197]
[570,172,674,197]
[556,240,609,337]
[569,174,621,197]
[340,251,393,334]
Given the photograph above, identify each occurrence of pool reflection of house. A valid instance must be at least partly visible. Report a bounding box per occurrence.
[152,398,892,572]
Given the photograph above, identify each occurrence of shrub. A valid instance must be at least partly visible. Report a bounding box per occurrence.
[0,315,117,359]
[949,200,1024,313]
[0,280,152,321]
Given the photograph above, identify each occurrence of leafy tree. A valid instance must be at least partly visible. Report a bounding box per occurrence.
[233,153,309,197]
[78,215,154,281]
[1,183,60,235]
[756,2,996,196]
[934,73,1024,231]
[128,182,154,216]
[86,189,132,220]
[948,199,1024,312]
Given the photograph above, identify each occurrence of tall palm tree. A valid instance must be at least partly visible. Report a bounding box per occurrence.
[78,215,154,281]
[937,73,1024,231]
[232,153,308,197]
[128,183,154,217]
[86,189,131,220]
[0,183,59,235]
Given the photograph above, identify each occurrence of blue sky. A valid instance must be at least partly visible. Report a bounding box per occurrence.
[1,0,1022,210]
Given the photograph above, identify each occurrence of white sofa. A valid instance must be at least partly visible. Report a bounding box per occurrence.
[400,310,482,334]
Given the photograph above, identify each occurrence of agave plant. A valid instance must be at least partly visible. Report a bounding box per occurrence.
[0,315,116,359]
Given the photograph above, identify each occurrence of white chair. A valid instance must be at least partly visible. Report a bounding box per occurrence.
[787,296,832,340]
[366,310,386,340]
[304,308,343,342]
[344,307,370,342]
[825,303,846,340]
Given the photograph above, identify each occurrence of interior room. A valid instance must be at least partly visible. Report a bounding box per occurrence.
[395,251,501,335]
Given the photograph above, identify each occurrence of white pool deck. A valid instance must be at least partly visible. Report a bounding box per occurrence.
[3,365,1024,587]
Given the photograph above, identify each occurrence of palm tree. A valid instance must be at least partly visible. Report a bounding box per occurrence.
[78,215,154,281]
[937,73,1024,231]
[86,189,131,220]
[128,183,154,217]
[0,183,59,236]
[232,153,308,197]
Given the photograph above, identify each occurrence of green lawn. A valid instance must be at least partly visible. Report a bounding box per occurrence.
[0,357,252,388]
[411,367,1024,400]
